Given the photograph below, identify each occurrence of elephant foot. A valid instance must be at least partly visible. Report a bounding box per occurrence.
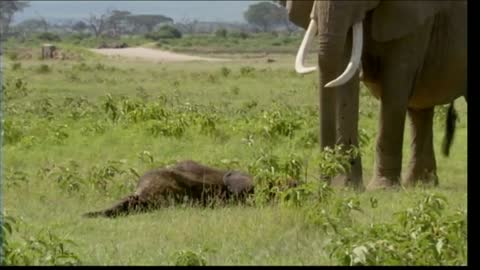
[402,169,439,188]
[331,174,365,192]
[366,176,401,191]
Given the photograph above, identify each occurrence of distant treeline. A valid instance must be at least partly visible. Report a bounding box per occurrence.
[3,1,301,41]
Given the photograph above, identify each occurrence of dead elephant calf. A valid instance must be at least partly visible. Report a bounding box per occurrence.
[83,160,254,218]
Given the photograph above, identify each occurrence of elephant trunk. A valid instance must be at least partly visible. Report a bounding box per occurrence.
[316,31,360,140]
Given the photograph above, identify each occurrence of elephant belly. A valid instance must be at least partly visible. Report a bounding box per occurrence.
[407,7,466,109]
[408,69,465,109]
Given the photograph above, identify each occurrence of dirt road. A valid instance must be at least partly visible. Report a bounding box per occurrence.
[90,47,231,62]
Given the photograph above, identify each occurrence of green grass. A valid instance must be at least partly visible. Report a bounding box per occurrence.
[152,32,304,54]
[4,32,303,59]
[1,43,467,265]
[4,33,151,50]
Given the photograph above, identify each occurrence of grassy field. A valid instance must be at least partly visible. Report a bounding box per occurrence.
[4,32,303,56]
[1,41,467,265]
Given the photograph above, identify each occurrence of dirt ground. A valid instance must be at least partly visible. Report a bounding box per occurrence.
[89,47,231,63]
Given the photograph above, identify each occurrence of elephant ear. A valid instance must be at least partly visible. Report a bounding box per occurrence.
[283,0,314,30]
[223,171,254,195]
[371,1,449,42]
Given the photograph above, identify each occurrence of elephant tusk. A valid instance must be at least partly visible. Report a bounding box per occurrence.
[295,19,318,74]
[325,22,363,88]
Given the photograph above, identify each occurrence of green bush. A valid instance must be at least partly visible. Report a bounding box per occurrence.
[215,28,228,38]
[292,192,467,266]
[145,25,182,40]
[1,214,81,266]
[220,67,231,77]
[11,62,22,70]
[68,33,92,41]
[37,32,61,42]
[240,66,255,76]
[271,41,282,46]
[36,64,51,74]
[7,52,18,61]
[3,119,25,145]
[172,250,207,266]
[4,77,30,101]
[229,31,249,39]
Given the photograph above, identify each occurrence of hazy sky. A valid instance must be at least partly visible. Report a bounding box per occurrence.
[15,1,260,24]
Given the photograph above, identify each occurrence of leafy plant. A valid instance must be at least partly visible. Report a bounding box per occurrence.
[230,86,240,95]
[240,66,255,76]
[2,119,25,145]
[47,123,69,144]
[146,118,187,138]
[11,62,22,70]
[214,28,228,38]
[87,160,127,195]
[4,169,29,188]
[103,93,120,122]
[7,51,19,61]
[137,150,155,164]
[198,114,218,135]
[145,25,182,40]
[278,181,332,208]
[4,77,30,101]
[229,31,249,39]
[80,120,108,136]
[37,32,61,42]
[50,160,84,194]
[259,107,304,139]
[36,64,51,74]
[220,67,231,77]
[296,129,318,148]
[171,250,207,266]
[324,193,467,266]
[317,145,360,181]
[1,214,81,266]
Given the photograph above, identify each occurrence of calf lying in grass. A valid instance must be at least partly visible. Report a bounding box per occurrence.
[83,160,255,218]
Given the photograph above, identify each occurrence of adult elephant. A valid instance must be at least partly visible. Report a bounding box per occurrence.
[280,0,467,190]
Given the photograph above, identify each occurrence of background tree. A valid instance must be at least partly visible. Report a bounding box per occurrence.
[34,12,49,32]
[86,13,108,38]
[243,1,286,32]
[127,14,173,33]
[106,10,131,36]
[176,17,199,35]
[14,18,46,34]
[0,1,30,40]
[54,19,75,33]
[72,20,88,34]
[272,0,299,34]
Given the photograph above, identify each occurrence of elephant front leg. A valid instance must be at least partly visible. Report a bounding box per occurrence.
[331,73,364,190]
[367,69,412,190]
[403,107,439,187]
[367,102,408,190]
[368,101,410,190]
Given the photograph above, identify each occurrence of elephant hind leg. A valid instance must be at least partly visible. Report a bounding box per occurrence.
[441,102,457,157]
[403,107,439,187]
